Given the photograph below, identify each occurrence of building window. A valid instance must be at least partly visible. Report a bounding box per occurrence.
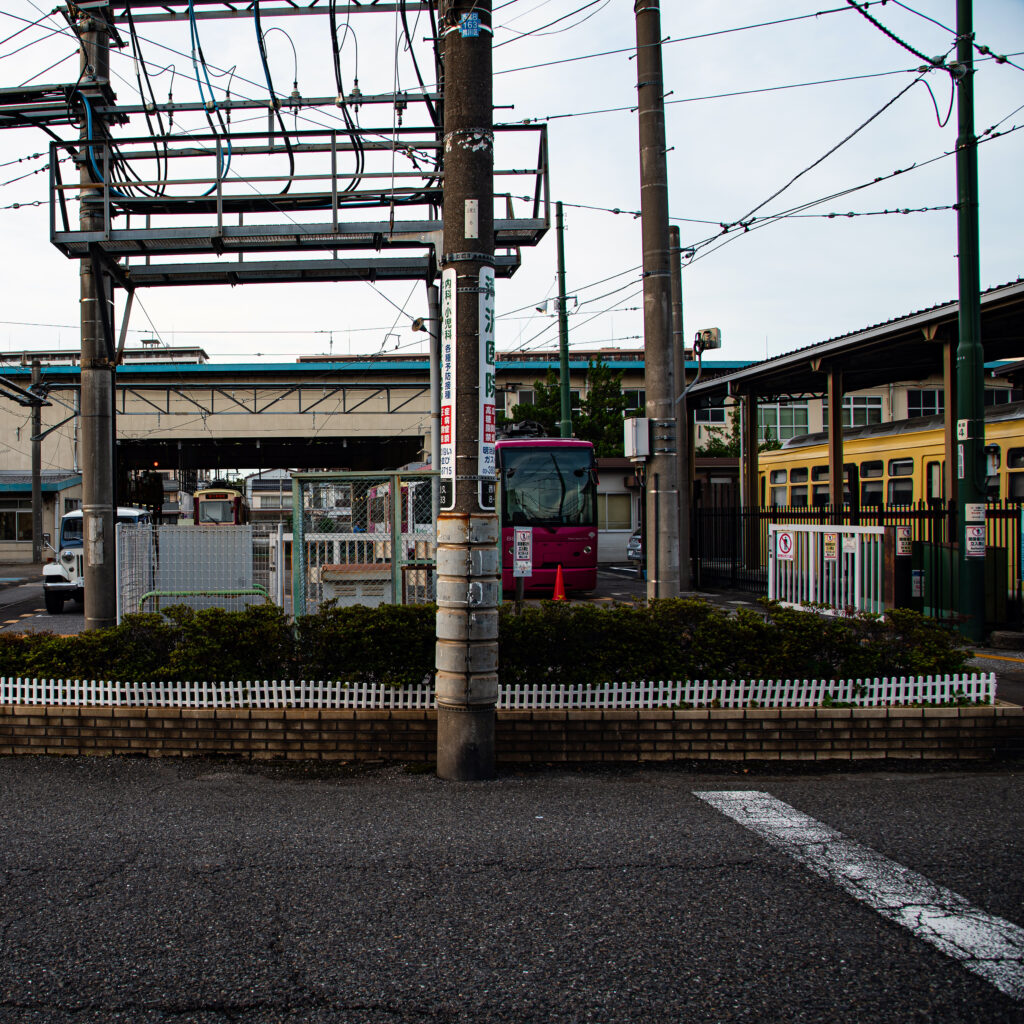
[842,394,883,427]
[623,388,645,413]
[985,387,1024,406]
[64,498,81,514]
[0,500,32,541]
[517,388,534,408]
[695,397,727,424]
[907,389,944,418]
[758,401,809,441]
[597,493,631,531]
[259,494,292,509]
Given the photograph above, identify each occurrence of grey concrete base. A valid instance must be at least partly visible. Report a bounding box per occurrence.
[436,704,496,781]
[988,631,1024,650]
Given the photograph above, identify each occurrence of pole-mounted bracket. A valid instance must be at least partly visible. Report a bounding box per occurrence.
[443,251,495,265]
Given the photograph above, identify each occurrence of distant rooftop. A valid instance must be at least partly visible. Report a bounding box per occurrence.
[0,346,210,367]
[0,471,81,493]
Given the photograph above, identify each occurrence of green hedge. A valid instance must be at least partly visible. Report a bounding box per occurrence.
[0,599,970,685]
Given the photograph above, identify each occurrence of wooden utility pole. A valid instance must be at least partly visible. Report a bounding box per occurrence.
[434,0,499,780]
[634,0,679,599]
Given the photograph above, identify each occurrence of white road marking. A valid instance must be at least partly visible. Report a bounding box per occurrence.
[695,790,1024,1001]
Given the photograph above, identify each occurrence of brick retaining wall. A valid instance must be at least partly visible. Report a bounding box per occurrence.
[1,704,1021,762]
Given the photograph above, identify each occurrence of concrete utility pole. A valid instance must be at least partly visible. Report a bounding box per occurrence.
[668,228,690,592]
[79,7,117,629]
[556,201,572,438]
[31,361,42,564]
[434,0,499,781]
[634,0,679,600]
[953,0,986,642]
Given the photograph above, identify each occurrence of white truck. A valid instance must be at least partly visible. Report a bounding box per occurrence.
[42,506,151,614]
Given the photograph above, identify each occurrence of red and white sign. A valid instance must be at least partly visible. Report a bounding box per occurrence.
[776,530,795,561]
[439,268,457,510]
[478,266,496,507]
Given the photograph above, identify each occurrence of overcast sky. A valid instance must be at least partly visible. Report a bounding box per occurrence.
[0,0,1020,366]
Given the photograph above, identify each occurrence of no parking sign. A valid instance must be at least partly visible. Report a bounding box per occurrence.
[776,530,795,561]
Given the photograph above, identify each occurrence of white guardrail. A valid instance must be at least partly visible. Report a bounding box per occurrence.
[768,523,886,613]
[0,674,996,709]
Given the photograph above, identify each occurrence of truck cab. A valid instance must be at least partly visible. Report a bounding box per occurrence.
[42,507,151,614]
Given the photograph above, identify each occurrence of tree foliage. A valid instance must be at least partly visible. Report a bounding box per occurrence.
[502,358,630,457]
[696,407,781,457]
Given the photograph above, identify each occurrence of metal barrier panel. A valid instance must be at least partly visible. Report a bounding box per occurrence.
[291,471,437,616]
[768,524,886,614]
[117,525,267,621]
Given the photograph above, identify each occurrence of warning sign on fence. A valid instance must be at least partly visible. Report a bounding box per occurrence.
[776,530,795,561]
[965,524,986,559]
[896,525,912,557]
[823,533,838,561]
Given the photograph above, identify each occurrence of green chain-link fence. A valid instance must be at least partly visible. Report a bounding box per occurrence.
[291,471,437,615]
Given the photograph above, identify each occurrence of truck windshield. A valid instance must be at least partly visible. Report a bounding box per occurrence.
[60,519,83,548]
[60,513,148,548]
[500,447,596,528]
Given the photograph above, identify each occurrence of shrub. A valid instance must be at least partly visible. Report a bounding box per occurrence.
[295,602,436,686]
[0,598,971,689]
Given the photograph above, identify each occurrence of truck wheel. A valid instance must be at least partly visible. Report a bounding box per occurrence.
[44,590,64,614]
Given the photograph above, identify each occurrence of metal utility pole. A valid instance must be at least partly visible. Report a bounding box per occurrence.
[434,0,499,781]
[669,227,690,592]
[954,0,986,642]
[634,0,679,600]
[79,6,117,629]
[556,201,572,437]
[31,361,43,564]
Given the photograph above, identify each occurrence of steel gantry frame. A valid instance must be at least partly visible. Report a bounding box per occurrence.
[5,0,527,778]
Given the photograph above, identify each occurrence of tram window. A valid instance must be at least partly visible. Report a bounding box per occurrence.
[1008,448,1024,469]
[790,485,809,506]
[926,461,944,501]
[790,468,808,484]
[986,445,1001,500]
[887,479,914,504]
[861,460,883,478]
[812,484,830,506]
[769,469,788,507]
[888,458,913,477]
[1009,474,1024,500]
[861,480,883,506]
[811,466,829,481]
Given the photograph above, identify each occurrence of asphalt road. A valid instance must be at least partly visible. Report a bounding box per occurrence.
[0,758,1021,1023]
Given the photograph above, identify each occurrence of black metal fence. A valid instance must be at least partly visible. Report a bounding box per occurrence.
[691,500,1023,629]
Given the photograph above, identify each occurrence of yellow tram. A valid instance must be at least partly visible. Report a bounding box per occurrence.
[758,401,1024,508]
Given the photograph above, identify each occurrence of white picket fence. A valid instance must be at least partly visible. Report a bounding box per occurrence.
[0,674,995,709]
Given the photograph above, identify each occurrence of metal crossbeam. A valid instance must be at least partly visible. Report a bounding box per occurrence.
[116,254,521,287]
[92,1,434,22]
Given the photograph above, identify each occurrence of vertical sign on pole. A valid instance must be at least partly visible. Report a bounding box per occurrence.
[513,526,532,577]
[439,267,457,510]
[478,266,496,509]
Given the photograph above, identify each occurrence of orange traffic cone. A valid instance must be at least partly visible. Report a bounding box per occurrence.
[553,564,566,601]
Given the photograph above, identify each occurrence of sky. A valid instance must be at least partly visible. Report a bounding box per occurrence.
[0,0,1021,367]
